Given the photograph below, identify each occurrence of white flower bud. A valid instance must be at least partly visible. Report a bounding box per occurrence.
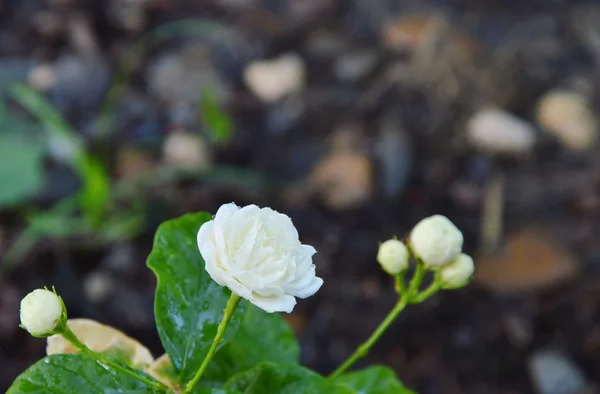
[20,289,64,337]
[410,215,463,268]
[439,253,474,289]
[377,239,409,275]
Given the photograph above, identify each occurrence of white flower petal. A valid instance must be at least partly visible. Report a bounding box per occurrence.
[214,203,240,221]
[197,222,215,258]
[197,203,323,313]
[249,294,296,313]
[290,276,323,299]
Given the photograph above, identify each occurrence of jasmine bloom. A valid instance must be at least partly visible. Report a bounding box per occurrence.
[197,203,323,313]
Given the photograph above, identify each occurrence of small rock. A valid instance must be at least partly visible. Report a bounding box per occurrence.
[382,16,444,54]
[103,243,137,272]
[68,13,101,57]
[475,228,579,293]
[32,10,63,37]
[116,147,155,180]
[266,97,306,135]
[244,53,306,103]
[147,44,227,110]
[330,123,365,152]
[528,348,586,394]
[162,131,212,169]
[50,54,110,109]
[84,270,115,303]
[27,63,55,92]
[304,30,349,59]
[502,312,533,348]
[333,50,378,82]
[284,0,335,24]
[570,5,600,62]
[310,150,373,210]
[108,0,147,32]
[374,117,412,198]
[466,108,536,156]
[535,90,597,151]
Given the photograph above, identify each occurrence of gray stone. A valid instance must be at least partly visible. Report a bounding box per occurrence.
[528,348,586,394]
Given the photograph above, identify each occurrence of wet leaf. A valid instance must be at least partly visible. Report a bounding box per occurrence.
[7,354,155,393]
[225,363,354,394]
[146,354,179,390]
[147,212,246,385]
[335,366,416,394]
[201,304,300,386]
[46,318,154,370]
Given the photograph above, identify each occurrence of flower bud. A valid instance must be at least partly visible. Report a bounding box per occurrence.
[20,289,65,337]
[439,253,474,289]
[409,215,463,268]
[377,239,409,275]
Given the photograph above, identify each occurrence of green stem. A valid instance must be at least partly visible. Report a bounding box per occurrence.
[394,271,406,295]
[407,262,426,297]
[411,281,441,303]
[60,326,168,392]
[183,292,241,394]
[328,296,409,380]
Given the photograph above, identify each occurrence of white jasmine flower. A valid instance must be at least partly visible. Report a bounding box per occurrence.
[439,253,475,289]
[197,203,323,313]
[20,289,64,337]
[410,215,463,268]
[377,239,409,275]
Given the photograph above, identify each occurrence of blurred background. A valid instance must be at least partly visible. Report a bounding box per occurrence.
[1,0,600,393]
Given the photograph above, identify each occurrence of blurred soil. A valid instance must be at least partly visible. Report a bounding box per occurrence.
[3,0,600,393]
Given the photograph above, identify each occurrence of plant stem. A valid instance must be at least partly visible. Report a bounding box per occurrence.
[329,262,431,380]
[328,296,409,380]
[411,282,441,303]
[183,292,241,394]
[407,262,426,297]
[60,326,168,392]
[394,271,406,295]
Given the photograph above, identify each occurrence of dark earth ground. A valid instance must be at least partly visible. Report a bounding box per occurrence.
[3,0,600,393]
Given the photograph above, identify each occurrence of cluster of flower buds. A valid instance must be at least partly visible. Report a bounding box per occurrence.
[377,215,474,290]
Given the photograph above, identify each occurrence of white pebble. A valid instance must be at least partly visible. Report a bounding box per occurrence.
[466,107,536,156]
[163,131,212,169]
[244,53,306,103]
[536,90,597,151]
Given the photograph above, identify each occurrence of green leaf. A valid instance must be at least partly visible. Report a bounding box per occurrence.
[335,366,417,394]
[202,304,300,386]
[7,354,155,393]
[76,156,111,226]
[147,212,246,385]
[0,132,44,207]
[10,82,111,223]
[200,89,233,146]
[225,363,355,394]
[191,389,241,394]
